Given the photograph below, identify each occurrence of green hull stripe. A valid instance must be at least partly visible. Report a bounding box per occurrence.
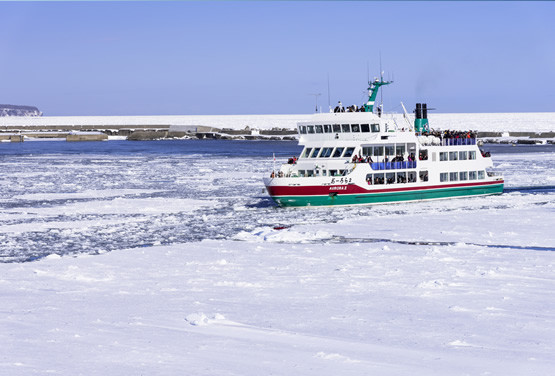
[272,183,504,207]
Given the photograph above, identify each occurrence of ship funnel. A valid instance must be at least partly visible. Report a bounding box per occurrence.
[414,103,429,133]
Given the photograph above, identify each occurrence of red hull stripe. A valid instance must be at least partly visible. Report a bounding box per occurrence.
[267,180,504,197]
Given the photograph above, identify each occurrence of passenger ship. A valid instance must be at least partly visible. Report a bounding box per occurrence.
[263,78,504,207]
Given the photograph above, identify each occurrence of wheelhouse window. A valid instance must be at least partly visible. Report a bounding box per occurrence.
[343,147,355,158]
[332,147,344,158]
[310,148,321,158]
[351,124,360,132]
[333,124,341,133]
[361,124,370,132]
[449,172,458,181]
[320,147,333,158]
[302,148,312,158]
[371,123,380,132]
[324,124,332,133]
[440,172,448,182]
[315,125,323,134]
[341,124,350,133]
[299,125,307,134]
[307,125,315,134]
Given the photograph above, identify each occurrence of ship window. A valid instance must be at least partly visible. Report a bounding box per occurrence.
[371,123,380,132]
[384,144,394,157]
[373,173,385,184]
[333,124,341,133]
[307,170,314,177]
[420,149,428,160]
[373,146,384,157]
[307,125,315,134]
[440,172,448,182]
[408,172,417,183]
[386,172,395,184]
[419,170,429,182]
[298,170,306,177]
[332,147,344,158]
[322,170,327,176]
[469,171,477,180]
[440,152,448,161]
[351,124,360,132]
[469,151,476,160]
[362,147,372,156]
[341,124,350,133]
[315,125,323,134]
[343,147,355,158]
[302,148,312,158]
[459,151,468,160]
[396,172,406,183]
[299,125,307,134]
[324,124,332,133]
[311,148,321,158]
[361,124,370,132]
[449,151,458,161]
[329,169,337,176]
[321,147,333,158]
[478,170,485,179]
[460,171,468,181]
[395,144,406,156]
[449,172,458,181]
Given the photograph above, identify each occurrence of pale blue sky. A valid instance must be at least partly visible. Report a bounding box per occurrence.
[1,1,554,116]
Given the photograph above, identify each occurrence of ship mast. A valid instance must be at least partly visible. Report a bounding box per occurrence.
[364,76,392,113]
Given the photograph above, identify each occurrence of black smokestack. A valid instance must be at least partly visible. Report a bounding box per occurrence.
[415,103,422,119]
[422,103,428,119]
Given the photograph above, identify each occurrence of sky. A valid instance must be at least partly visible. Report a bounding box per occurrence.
[1,1,554,116]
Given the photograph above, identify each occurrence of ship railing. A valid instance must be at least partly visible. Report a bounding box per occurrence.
[370,161,417,170]
[441,138,476,146]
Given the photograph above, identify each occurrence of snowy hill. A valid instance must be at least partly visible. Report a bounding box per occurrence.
[0,104,42,117]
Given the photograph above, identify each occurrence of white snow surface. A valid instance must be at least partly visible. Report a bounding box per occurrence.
[0,147,554,375]
[0,112,554,132]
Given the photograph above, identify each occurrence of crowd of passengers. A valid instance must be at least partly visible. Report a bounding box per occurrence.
[333,101,367,113]
[420,129,477,139]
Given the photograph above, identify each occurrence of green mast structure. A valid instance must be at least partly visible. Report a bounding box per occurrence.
[364,77,392,113]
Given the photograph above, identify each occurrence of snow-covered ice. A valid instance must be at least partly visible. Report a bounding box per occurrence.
[0,142,553,375]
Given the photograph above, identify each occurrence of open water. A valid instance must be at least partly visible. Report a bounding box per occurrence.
[0,140,553,262]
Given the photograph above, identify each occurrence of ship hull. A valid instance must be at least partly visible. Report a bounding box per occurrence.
[265,180,504,207]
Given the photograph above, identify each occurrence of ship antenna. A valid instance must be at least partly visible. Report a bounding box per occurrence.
[379,53,384,113]
[308,93,321,113]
